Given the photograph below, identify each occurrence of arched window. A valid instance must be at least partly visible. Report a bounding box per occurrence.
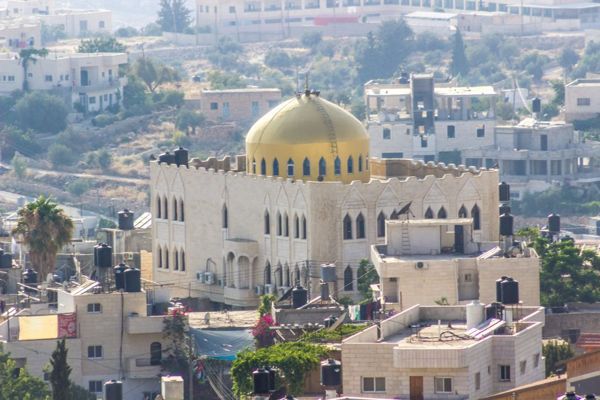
[358,155,363,172]
[472,204,481,230]
[284,213,289,237]
[150,342,162,366]
[424,207,434,219]
[174,250,179,270]
[366,155,369,170]
[165,248,170,269]
[156,196,162,219]
[347,156,354,174]
[356,213,366,239]
[163,196,168,220]
[377,212,386,238]
[277,212,282,236]
[252,158,256,174]
[264,211,270,234]
[273,158,279,176]
[284,264,290,287]
[294,266,300,284]
[334,156,341,175]
[276,265,283,287]
[458,205,468,218]
[438,207,447,219]
[179,199,185,222]
[287,158,294,176]
[344,266,353,291]
[173,198,178,221]
[222,204,228,229]
[157,246,162,268]
[181,250,186,271]
[343,214,353,240]
[303,157,311,176]
[319,157,327,177]
[301,215,307,239]
[260,158,266,175]
[265,262,272,285]
[294,214,300,238]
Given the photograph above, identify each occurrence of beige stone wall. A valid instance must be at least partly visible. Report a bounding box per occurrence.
[199,89,282,123]
[478,256,541,306]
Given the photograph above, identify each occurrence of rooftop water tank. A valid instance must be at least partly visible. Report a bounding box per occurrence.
[501,277,519,305]
[94,243,112,269]
[466,301,485,330]
[114,263,127,290]
[485,302,504,320]
[499,204,511,216]
[118,209,134,231]
[321,359,342,387]
[548,213,560,234]
[320,282,330,301]
[158,151,175,165]
[496,276,508,302]
[292,284,308,309]
[23,268,38,285]
[104,380,123,400]
[532,97,541,113]
[320,264,336,283]
[499,213,513,237]
[499,182,510,203]
[253,368,270,395]
[0,252,12,269]
[266,367,277,392]
[174,146,189,167]
[123,267,141,292]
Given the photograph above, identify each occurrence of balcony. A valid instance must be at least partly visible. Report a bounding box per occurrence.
[76,77,127,94]
[126,315,167,335]
[126,357,161,379]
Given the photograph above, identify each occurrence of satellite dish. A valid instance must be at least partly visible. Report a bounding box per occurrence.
[396,202,415,219]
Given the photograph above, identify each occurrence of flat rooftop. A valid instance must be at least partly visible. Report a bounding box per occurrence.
[566,78,600,87]
[202,88,281,94]
[365,86,496,97]
[188,310,257,329]
[405,11,458,19]
[383,321,478,348]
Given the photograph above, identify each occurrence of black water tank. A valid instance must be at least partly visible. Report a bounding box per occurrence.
[292,284,308,309]
[321,359,342,387]
[266,367,277,391]
[48,290,58,304]
[532,97,541,113]
[158,151,175,165]
[501,277,519,305]
[124,267,141,292]
[499,204,511,215]
[23,268,38,285]
[499,182,510,202]
[486,302,504,320]
[114,263,127,290]
[500,213,514,236]
[174,146,189,166]
[548,213,561,234]
[496,276,508,302]
[104,380,123,400]
[253,368,270,395]
[95,244,112,269]
[118,209,134,230]
[0,252,12,269]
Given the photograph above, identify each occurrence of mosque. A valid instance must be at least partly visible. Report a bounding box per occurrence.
[150,90,500,308]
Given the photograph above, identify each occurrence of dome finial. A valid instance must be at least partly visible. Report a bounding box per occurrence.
[304,71,310,97]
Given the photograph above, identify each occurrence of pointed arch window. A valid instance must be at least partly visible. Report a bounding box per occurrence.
[156,196,162,219]
[181,250,186,271]
[458,205,468,218]
[377,211,386,238]
[273,158,279,176]
[222,204,228,229]
[174,250,179,270]
[343,214,353,240]
[303,157,311,176]
[265,262,272,285]
[264,211,270,234]
[472,204,481,230]
[165,248,170,269]
[276,265,283,287]
[356,213,366,239]
[277,212,282,236]
[173,198,178,221]
[344,266,353,291]
[179,199,185,222]
[284,213,289,237]
[438,207,447,219]
[294,214,300,238]
[260,158,266,175]
[287,158,294,176]
[347,156,354,174]
[150,342,162,366]
[424,207,434,219]
[366,155,369,170]
[157,246,163,268]
[319,157,327,177]
[301,215,307,239]
[358,155,363,172]
[252,158,256,174]
[163,196,168,220]
[334,156,341,175]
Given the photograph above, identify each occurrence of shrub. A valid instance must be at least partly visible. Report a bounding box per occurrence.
[97,149,112,170]
[92,113,118,127]
[11,153,27,178]
[48,143,78,167]
[14,92,68,134]
[66,179,91,197]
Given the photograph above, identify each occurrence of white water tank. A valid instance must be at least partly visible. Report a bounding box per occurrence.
[466,300,485,330]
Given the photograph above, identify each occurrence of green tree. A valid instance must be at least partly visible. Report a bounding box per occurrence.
[301,31,322,50]
[543,340,573,377]
[162,312,193,399]
[207,70,245,89]
[19,48,48,91]
[97,149,112,170]
[550,80,565,106]
[48,143,79,167]
[176,109,205,135]
[13,92,68,134]
[66,179,91,197]
[12,195,74,279]
[559,48,579,74]
[157,0,192,33]
[264,49,292,70]
[357,259,379,301]
[450,29,469,77]
[41,23,66,45]
[133,58,179,94]
[258,294,276,317]
[78,37,126,53]
[122,77,150,113]
[11,153,27,179]
[0,347,51,399]
[49,338,72,400]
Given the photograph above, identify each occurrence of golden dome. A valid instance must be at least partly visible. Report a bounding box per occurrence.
[245,92,370,183]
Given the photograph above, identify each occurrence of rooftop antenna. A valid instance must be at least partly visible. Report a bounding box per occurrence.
[304,71,310,96]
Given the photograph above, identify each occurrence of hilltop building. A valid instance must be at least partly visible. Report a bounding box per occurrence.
[193,88,282,124]
[150,91,500,308]
[565,78,600,123]
[0,20,40,49]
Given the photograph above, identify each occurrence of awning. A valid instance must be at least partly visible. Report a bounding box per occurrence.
[191,329,254,361]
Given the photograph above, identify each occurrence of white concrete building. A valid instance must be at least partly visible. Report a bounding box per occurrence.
[404,11,457,35]
[565,78,600,122]
[461,118,600,199]
[0,20,40,49]
[150,91,501,308]
[1,0,53,18]
[0,280,168,400]
[367,75,497,165]
[371,218,540,311]
[0,51,127,113]
[39,8,112,37]
[342,304,545,399]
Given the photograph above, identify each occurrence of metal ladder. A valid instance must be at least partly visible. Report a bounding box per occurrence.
[400,222,411,254]
[314,99,338,155]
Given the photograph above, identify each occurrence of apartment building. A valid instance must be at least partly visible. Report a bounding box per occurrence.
[0,20,40,49]
[371,217,540,311]
[461,118,600,199]
[1,0,53,17]
[565,78,600,122]
[341,304,546,399]
[39,9,112,37]
[196,88,282,123]
[0,280,168,400]
[367,74,497,163]
[0,51,128,113]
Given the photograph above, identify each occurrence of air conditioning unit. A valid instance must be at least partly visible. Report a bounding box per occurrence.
[204,272,214,285]
[255,285,264,295]
[415,261,428,270]
[196,272,205,282]
[264,284,275,295]
[123,252,134,261]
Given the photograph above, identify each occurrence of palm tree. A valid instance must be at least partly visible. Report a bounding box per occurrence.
[19,48,49,91]
[12,196,73,279]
